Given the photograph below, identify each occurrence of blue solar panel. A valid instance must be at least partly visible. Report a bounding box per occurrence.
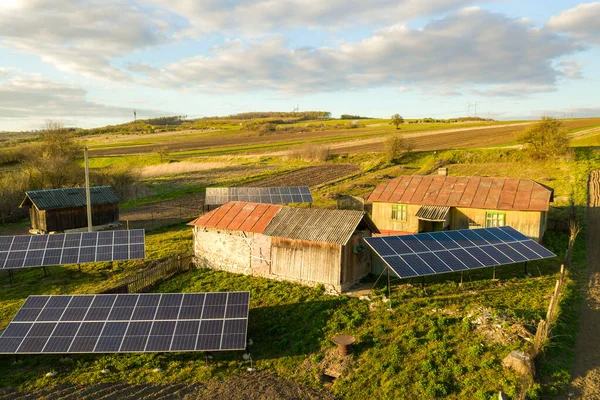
[364,227,556,279]
[0,230,145,270]
[0,292,250,355]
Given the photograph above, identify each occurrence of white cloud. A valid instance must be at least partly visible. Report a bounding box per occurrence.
[132,8,582,96]
[0,0,179,81]
[0,68,172,130]
[547,2,600,44]
[149,0,481,35]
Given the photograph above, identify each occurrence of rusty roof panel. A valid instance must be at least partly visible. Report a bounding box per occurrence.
[412,176,432,204]
[388,177,410,203]
[470,177,493,209]
[422,176,445,205]
[238,203,270,232]
[436,177,456,205]
[189,202,282,234]
[368,175,552,211]
[214,201,246,229]
[458,177,480,207]
[498,179,519,209]
[394,176,414,203]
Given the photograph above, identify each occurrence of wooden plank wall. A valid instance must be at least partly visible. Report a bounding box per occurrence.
[39,203,119,232]
[271,238,341,286]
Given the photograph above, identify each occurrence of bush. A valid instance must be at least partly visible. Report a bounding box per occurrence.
[385,135,414,162]
[516,116,569,160]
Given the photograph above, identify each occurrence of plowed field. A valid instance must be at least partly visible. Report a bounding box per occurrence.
[246,164,360,187]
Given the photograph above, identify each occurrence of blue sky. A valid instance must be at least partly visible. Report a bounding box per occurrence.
[0,0,599,130]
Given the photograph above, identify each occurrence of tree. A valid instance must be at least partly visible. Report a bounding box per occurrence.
[385,134,414,162]
[516,116,569,159]
[153,146,170,162]
[390,114,404,129]
[24,120,82,188]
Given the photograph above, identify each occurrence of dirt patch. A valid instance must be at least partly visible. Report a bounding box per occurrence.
[0,372,338,400]
[246,165,360,188]
[568,170,600,398]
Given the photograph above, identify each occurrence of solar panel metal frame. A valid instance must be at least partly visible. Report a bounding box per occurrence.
[364,226,556,279]
[205,186,313,205]
[0,230,146,270]
[0,292,250,354]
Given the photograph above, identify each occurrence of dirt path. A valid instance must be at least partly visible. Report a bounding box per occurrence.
[569,170,600,398]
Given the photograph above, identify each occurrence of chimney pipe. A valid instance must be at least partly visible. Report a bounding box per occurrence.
[438,167,448,176]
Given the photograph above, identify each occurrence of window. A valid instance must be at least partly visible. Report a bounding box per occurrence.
[485,211,505,227]
[391,204,407,221]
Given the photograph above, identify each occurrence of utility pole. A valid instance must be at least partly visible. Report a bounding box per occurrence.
[84,146,92,232]
[467,104,471,117]
[474,102,478,117]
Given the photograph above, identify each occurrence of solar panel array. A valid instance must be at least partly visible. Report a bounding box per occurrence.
[364,226,555,279]
[0,230,145,270]
[205,186,313,206]
[0,292,249,354]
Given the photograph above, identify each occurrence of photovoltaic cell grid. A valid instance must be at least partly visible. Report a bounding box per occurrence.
[0,292,250,354]
[205,186,313,206]
[0,230,145,270]
[364,226,556,279]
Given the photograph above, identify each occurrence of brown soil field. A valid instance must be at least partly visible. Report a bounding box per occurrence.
[0,372,338,400]
[88,118,600,157]
[246,164,360,187]
[332,118,600,154]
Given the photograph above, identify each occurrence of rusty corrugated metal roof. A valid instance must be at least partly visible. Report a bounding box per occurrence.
[189,202,379,245]
[187,202,282,234]
[368,176,553,211]
[20,186,119,210]
[415,205,450,221]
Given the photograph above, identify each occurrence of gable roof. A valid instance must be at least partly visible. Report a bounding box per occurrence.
[20,186,120,211]
[188,201,379,245]
[188,202,283,234]
[368,176,553,211]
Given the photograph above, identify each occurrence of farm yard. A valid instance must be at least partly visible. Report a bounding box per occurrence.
[1,115,600,399]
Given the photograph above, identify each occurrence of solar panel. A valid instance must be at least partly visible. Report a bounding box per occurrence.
[205,186,313,206]
[0,230,146,270]
[0,292,250,354]
[364,226,556,279]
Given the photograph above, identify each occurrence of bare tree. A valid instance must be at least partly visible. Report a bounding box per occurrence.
[153,146,170,163]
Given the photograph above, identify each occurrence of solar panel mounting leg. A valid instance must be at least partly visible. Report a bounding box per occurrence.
[524,261,528,276]
[9,269,13,284]
[387,268,391,299]
[493,266,496,280]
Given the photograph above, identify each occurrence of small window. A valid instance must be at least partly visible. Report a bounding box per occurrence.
[391,204,407,221]
[485,211,505,227]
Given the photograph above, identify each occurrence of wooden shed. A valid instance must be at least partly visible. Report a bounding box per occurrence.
[368,175,553,241]
[188,201,379,293]
[20,186,120,234]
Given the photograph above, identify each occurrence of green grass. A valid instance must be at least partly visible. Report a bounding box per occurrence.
[1,146,599,398]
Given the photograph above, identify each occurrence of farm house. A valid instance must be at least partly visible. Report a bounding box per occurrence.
[188,201,379,293]
[368,171,553,241]
[20,186,120,234]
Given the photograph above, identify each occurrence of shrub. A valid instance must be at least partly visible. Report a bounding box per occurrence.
[516,116,569,160]
[384,135,414,163]
[296,143,330,162]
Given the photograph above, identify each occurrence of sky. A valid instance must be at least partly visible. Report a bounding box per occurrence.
[0,0,599,131]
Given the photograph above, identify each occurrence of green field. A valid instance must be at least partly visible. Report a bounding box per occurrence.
[1,115,600,398]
